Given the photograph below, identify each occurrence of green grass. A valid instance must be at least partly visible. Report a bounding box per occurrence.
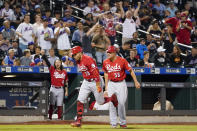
[0,125,197,131]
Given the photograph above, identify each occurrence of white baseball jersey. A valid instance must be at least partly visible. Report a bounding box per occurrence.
[16,22,34,45]
[122,18,136,38]
[0,8,14,20]
[33,22,43,34]
[36,26,54,50]
[54,27,71,50]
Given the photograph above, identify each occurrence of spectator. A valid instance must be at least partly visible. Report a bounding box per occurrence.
[63,9,76,33]
[153,93,174,111]
[35,17,54,55]
[27,41,35,55]
[153,0,166,18]
[147,20,162,37]
[176,13,192,52]
[12,4,24,28]
[48,48,59,66]
[54,20,71,57]
[184,43,197,68]
[139,51,152,68]
[2,20,16,41]
[13,58,20,66]
[0,1,14,21]
[8,39,23,58]
[161,24,176,53]
[72,21,84,45]
[169,45,184,68]
[16,14,34,52]
[2,49,15,66]
[136,38,148,60]
[33,58,42,66]
[91,25,110,66]
[166,1,178,18]
[165,10,181,35]
[83,13,94,27]
[128,32,140,49]
[44,9,52,27]
[31,46,42,62]
[191,26,197,43]
[51,11,61,25]
[119,41,130,59]
[154,46,168,67]
[127,49,139,67]
[33,14,43,35]
[122,2,141,45]
[20,49,32,66]
[147,42,157,63]
[81,24,98,57]
[83,0,100,16]
[0,32,11,53]
[61,56,74,67]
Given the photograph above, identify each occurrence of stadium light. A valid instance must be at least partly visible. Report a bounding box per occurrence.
[3,75,16,78]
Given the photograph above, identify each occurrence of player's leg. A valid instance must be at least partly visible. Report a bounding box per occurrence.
[116,80,128,127]
[108,81,118,127]
[48,87,57,120]
[71,80,91,127]
[56,88,64,120]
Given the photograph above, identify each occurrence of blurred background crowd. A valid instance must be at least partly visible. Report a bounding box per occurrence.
[0,0,197,68]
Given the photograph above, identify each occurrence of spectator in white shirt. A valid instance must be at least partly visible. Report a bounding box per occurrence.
[0,1,14,21]
[83,0,100,16]
[33,14,43,34]
[48,48,59,65]
[54,20,71,57]
[35,17,54,55]
[16,14,34,52]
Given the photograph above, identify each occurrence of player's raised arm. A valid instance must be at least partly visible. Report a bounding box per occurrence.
[42,54,51,68]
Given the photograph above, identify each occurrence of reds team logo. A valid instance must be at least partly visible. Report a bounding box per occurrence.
[54,71,65,79]
[106,64,121,72]
[78,65,88,72]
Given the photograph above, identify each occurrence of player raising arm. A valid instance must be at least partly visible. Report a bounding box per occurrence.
[70,46,118,127]
[42,54,68,120]
[103,46,140,128]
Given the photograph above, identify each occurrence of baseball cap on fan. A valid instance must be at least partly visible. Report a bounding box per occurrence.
[106,46,116,53]
[71,46,83,56]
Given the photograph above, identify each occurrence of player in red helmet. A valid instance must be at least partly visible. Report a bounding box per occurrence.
[70,46,118,127]
[103,45,140,128]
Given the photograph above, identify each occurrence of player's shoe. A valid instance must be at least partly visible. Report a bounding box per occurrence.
[120,124,127,128]
[71,121,81,127]
[111,93,118,107]
[111,124,117,128]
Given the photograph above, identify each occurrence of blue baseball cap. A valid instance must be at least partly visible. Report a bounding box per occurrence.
[35,5,40,9]
[34,58,41,64]
[28,42,34,46]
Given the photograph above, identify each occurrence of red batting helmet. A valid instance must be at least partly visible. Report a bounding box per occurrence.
[71,46,83,55]
[106,46,116,53]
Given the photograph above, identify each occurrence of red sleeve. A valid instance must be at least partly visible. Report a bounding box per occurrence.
[102,61,107,73]
[187,21,192,28]
[86,58,100,82]
[124,58,132,71]
[65,70,68,81]
[49,66,55,72]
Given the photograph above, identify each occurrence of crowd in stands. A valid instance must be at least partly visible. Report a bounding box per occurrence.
[0,0,197,68]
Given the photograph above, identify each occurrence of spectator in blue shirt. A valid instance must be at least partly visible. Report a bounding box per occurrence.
[136,38,148,60]
[63,9,76,33]
[72,21,84,44]
[166,2,178,18]
[153,0,166,17]
[2,49,15,66]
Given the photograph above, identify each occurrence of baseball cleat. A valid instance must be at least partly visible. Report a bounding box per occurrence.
[111,124,117,128]
[111,93,118,107]
[120,124,127,128]
[71,121,81,127]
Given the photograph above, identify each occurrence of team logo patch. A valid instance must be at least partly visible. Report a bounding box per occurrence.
[91,64,96,68]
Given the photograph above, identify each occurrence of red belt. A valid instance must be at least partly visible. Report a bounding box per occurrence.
[85,78,95,82]
[110,80,123,82]
[52,85,62,89]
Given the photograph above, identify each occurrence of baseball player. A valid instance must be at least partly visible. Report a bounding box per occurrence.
[102,45,140,128]
[42,54,68,120]
[70,46,118,127]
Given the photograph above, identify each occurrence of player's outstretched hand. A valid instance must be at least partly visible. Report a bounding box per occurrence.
[135,81,141,89]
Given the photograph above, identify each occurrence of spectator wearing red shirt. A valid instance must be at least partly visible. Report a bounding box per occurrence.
[165,10,181,35]
[176,13,192,52]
